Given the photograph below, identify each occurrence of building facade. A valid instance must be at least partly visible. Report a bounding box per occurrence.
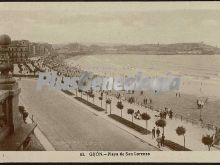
[8,40,29,63]
[29,42,53,57]
[4,40,53,64]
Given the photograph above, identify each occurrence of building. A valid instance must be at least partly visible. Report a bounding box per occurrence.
[1,39,53,64]
[29,42,53,57]
[0,34,37,150]
[8,40,29,63]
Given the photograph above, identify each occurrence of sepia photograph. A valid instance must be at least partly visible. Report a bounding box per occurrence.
[0,1,220,163]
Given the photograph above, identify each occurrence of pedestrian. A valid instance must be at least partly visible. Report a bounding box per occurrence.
[161,133,165,147]
[179,92,181,97]
[23,111,29,124]
[156,128,160,137]
[164,111,167,119]
[159,111,162,119]
[176,93,178,97]
[156,135,161,148]
[152,127,156,139]
[169,110,173,119]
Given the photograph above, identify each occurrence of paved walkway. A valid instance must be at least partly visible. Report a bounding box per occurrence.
[18,79,159,151]
[76,90,218,151]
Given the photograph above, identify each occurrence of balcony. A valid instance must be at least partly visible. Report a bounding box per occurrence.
[0,90,37,150]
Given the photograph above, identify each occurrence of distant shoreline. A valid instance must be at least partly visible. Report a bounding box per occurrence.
[54,42,220,56]
[62,53,220,59]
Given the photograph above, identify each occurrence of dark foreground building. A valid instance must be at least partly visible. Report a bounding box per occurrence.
[0,34,37,150]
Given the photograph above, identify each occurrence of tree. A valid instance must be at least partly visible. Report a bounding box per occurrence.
[202,134,214,151]
[106,99,112,114]
[128,97,135,104]
[176,126,186,147]
[99,96,103,108]
[155,119,166,134]
[116,101,124,117]
[141,113,151,129]
[127,108,134,122]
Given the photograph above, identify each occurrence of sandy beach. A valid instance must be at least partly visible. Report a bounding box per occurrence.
[65,54,220,127]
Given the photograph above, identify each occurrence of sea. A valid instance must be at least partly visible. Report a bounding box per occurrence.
[65,54,220,99]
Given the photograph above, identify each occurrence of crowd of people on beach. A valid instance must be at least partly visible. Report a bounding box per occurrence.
[32,55,82,77]
[12,59,41,76]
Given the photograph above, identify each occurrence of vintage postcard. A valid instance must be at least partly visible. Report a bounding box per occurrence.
[0,1,220,163]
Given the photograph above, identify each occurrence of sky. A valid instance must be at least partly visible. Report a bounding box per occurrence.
[1,2,220,46]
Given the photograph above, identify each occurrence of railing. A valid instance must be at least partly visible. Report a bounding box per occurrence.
[173,113,218,131]
[108,91,219,131]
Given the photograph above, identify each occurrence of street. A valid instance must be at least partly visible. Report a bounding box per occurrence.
[19,79,158,151]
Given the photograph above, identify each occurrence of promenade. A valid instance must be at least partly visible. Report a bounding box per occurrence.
[87,91,218,151]
[19,79,159,151]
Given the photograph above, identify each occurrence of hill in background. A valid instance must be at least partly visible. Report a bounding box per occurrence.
[53,42,220,57]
